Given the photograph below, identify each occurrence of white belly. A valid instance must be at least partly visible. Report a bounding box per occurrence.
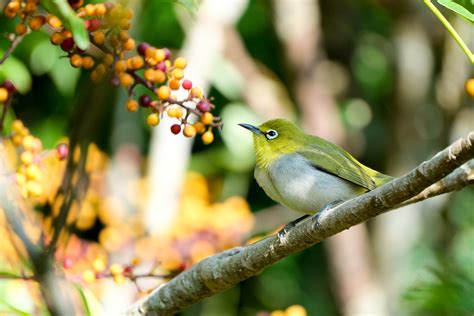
[255,154,365,214]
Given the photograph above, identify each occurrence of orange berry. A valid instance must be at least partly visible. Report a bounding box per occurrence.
[285,305,307,316]
[82,56,95,69]
[193,122,205,134]
[50,32,63,45]
[29,16,45,30]
[122,8,133,19]
[115,60,127,73]
[119,18,130,30]
[147,113,160,126]
[144,69,156,82]
[118,31,129,42]
[23,2,36,14]
[47,15,62,28]
[15,23,27,36]
[70,54,82,68]
[84,4,95,16]
[0,88,9,102]
[145,47,157,59]
[123,38,135,51]
[183,125,196,137]
[466,78,474,97]
[169,79,180,90]
[95,63,107,76]
[190,87,203,99]
[157,86,170,100]
[201,112,214,125]
[126,99,139,112]
[119,73,134,87]
[12,134,23,146]
[174,57,187,69]
[130,56,144,69]
[153,71,165,83]
[201,131,214,145]
[103,54,114,66]
[172,68,184,80]
[92,31,105,45]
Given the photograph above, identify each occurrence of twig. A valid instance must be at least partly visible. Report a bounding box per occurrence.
[126,132,474,315]
[0,35,24,65]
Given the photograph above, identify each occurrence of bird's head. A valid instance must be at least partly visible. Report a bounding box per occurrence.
[239,119,307,169]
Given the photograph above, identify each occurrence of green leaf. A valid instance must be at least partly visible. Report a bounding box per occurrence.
[40,0,90,49]
[437,0,474,22]
[0,51,32,93]
[75,284,103,316]
[173,0,199,12]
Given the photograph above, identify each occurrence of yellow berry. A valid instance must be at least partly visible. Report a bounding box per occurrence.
[119,18,130,30]
[190,87,203,99]
[201,131,214,145]
[12,120,24,133]
[94,3,107,16]
[169,79,180,90]
[12,134,23,146]
[154,70,166,83]
[119,73,134,87]
[174,57,187,69]
[47,15,62,28]
[172,68,184,80]
[147,113,160,127]
[126,99,139,112]
[16,173,26,186]
[84,4,95,16]
[123,38,135,51]
[145,47,157,59]
[113,274,126,284]
[26,181,42,197]
[70,54,82,68]
[82,269,96,283]
[109,263,122,275]
[22,135,35,150]
[285,305,307,316]
[0,88,9,102]
[157,86,170,100]
[26,164,42,180]
[144,69,156,82]
[193,122,205,134]
[130,56,144,69]
[201,112,214,125]
[115,60,127,73]
[155,49,165,62]
[183,125,196,137]
[92,258,106,272]
[20,151,34,165]
[103,54,114,66]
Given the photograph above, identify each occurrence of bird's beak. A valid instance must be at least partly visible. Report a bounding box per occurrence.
[238,123,263,135]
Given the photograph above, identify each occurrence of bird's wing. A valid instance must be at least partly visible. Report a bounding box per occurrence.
[297,142,377,191]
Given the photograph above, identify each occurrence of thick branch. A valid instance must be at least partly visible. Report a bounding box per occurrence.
[127,132,474,315]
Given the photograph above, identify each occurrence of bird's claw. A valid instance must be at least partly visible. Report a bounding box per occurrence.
[312,199,344,228]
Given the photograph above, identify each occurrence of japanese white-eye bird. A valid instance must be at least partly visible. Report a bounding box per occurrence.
[239,119,393,235]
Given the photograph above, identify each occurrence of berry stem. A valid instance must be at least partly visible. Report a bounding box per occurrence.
[0,35,25,65]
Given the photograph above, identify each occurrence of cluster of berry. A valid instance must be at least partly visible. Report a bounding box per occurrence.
[78,258,139,285]
[2,0,222,143]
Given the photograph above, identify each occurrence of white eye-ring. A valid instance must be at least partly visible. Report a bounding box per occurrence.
[265,129,278,140]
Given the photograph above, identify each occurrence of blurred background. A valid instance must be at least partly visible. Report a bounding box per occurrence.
[0,0,473,315]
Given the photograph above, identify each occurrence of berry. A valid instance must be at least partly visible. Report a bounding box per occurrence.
[137,42,150,56]
[92,31,105,45]
[466,78,474,97]
[115,60,127,73]
[190,87,203,99]
[119,73,134,87]
[174,57,187,69]
[163,48,171,60]
[139,94,152,107]
[84,19,100,31]
[82,56,95,69]
[0,88,9,102]
[84,4,95,16]
[197,100,211,112]
[182,80,193,90]
[63,257,74,269]
[15,23,27,36]
[154,70,166,83]
[92,258,106,272]
[95,3,107,16]
[123,38,135,51]
[20,151,34,165]
[145,47,157,59]
[56,143,69,160]
[109,264,122,275]
[29,16,46,30]
[157,86,170,100]
[126,99,139,112]
[47,15,62,28]
[155,49,166,62]
[169,79,180,90]
[172,68,184,80]
[70,54,82,68]
[51,32,63,45]
[144,69,156,82]
[170,124,181,134]
[147,113,160,126]
[68,0,83,9]
[193,122,205,134]
[183,125,196,137]
[202,131,214,145]
[82,269,96,283]
[156,61,167,72]
[60,37,75,52]
[26,181,42,197]
[201,112,214,125]
[2,80,16,93]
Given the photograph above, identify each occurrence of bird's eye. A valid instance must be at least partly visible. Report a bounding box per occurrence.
[265,129,278,140]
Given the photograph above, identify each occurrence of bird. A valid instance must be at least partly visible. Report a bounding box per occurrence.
[239,118,393,237]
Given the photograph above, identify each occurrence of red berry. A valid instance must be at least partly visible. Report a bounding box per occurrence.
[162,48,171,60]
[84,19,100,31]
[156,61,167,72]
[170,124,181,134]
[182,80,192,90]
[137,42,150,56]
[2,80,16,93]
[139,94,152,107]
[60,37,75,52]
[197,100,212,112]
[56,143,69,160]
[123,266,133,275]
[68,0,82,7]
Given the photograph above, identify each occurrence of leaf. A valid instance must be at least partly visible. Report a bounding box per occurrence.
[0,51,32,93]
[75,284,103,316]
[173,0,199,12]
[40,0,90,49]
[437,0,474,22]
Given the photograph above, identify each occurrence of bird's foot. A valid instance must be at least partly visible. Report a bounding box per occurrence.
[277,214,310,243]
[313,199,344,228]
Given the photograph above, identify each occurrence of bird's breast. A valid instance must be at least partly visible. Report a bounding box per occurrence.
[255,154,365,214]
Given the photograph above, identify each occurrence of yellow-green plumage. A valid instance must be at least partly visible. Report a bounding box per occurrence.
[241,119,392,214]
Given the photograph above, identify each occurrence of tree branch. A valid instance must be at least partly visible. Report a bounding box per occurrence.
[126,132,474,315]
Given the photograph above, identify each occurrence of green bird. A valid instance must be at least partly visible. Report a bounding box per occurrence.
[239,119,393,236]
